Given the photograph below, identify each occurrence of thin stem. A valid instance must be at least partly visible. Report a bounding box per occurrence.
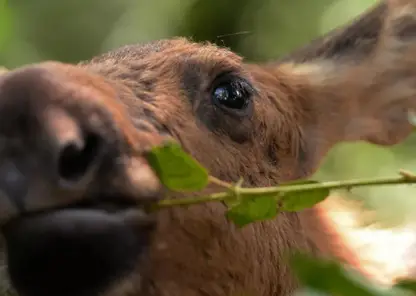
[208,176,233,189]
[152,172,416,210]
[238,175,416,194]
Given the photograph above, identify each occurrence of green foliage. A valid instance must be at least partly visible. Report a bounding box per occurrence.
[225,180,330,227]
[226,195,278,227]
[145,142,209,192]
[145,142,416,228]
[145,142,332,226]
[279,180,330,212]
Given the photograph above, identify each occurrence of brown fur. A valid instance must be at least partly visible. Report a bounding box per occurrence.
[1,1,416,295]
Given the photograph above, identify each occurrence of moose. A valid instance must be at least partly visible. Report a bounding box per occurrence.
[0,0,416,295]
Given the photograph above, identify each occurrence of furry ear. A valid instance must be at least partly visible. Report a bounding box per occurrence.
[267,1,416,171]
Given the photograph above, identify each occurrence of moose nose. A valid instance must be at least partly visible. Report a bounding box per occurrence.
[0,65,162,223]
[0,110,106,220]
[0,70,106,216]
[45,107,102,189]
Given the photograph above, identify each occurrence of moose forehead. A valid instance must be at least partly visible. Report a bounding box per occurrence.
[86,38,248,98]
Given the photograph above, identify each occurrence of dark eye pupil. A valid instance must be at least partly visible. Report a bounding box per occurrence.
[213,82,248,110]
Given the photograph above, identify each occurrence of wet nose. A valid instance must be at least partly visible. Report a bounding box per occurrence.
[0,68,105,213]
[44,107,102,188]
[0,65,162,222]
[0,108,106,219]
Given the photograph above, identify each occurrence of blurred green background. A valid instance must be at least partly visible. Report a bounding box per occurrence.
[1,0,415,227]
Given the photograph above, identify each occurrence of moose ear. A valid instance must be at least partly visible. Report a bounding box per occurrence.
[269,1,416,172]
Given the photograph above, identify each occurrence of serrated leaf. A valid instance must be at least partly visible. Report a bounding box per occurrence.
[145,142,209,191]
[290,252,410,296]
[226,195,277,227]
[279,180,330,212]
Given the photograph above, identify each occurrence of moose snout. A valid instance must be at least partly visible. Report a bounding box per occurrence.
[0,105,103,216]
[0,64,163,296]
[0,66,103,221]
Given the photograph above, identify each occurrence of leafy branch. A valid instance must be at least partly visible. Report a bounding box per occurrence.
[154,170,416,208]
[144,142,416,295]
[145,142,416,227]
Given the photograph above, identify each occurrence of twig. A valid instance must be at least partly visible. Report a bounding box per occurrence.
[208,176,233,189]
[152,171,416,210]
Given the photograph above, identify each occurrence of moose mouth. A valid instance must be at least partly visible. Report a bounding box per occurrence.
[1,197,157,296]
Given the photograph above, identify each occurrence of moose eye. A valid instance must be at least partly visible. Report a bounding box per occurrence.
[211,77,254,111]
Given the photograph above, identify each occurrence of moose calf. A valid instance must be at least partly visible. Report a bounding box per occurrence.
[0,0,416,295]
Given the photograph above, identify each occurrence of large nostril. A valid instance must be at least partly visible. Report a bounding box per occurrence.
[57,132,101,185]
[42,107,103,187]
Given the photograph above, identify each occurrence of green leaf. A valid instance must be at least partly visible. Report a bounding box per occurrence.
[395,279,416,294]
[226,195,277,227]
[290,252,411,296]
[145,141,209,192]
[279,180,330,212]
